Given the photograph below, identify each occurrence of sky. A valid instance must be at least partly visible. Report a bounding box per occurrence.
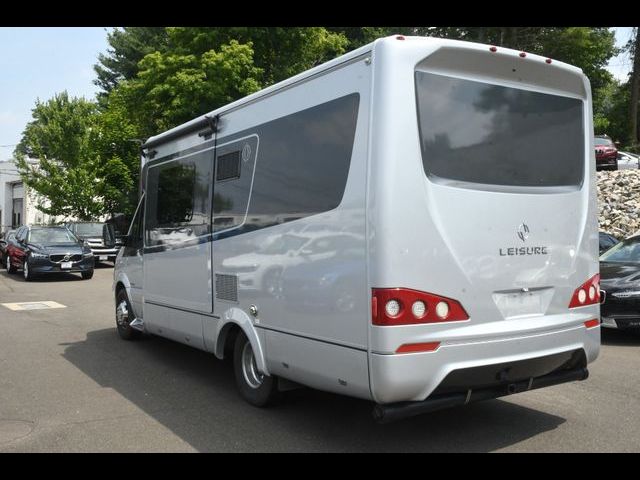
[0,27,110,161]
[0,27,636,162]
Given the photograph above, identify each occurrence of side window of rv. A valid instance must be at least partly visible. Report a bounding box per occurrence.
[145,150,213,247]
[242,93,359,233]
[212,136,259,235]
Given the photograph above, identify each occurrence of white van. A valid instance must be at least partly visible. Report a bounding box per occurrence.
[113,35,600,422]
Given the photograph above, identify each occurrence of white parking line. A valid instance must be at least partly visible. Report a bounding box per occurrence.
[1,301,67,311]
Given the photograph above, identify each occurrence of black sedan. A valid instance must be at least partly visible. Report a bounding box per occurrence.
[599,231,619,254]
[600,236,640,331]
[5,225,95,281]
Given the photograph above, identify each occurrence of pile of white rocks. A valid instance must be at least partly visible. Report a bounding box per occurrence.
[597,169,640,239]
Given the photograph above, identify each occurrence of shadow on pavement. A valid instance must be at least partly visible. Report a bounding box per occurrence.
[0,271,83,283]
[601,328,640,346]
[61,328,567,452]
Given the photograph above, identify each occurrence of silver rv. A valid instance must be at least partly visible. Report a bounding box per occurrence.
[113,36,600,422]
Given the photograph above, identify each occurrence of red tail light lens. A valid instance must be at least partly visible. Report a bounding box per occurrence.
[569,274,600,308]
[372,288,469,326]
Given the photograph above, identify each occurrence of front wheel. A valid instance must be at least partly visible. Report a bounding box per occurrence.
[6,254,16,274]
[115,289,141,340]
[81,270,94,280]
[233,331,279,407]
[23,257,36,281]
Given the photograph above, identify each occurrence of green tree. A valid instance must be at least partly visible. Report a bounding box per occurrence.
[164,27,348,86]
[94,27,169,96]
[115,39,263,137]
[15,92,135,220]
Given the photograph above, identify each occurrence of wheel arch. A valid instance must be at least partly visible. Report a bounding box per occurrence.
[213,307,270,377]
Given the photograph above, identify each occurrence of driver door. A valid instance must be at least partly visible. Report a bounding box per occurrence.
[121,194,145,317]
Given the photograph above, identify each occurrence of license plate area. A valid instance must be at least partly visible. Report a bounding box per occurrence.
[61,261,73,269]
[492,287,555,319]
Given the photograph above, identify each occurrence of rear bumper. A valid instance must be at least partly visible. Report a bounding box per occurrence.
[370,321,599,404]
[373,363,589,423]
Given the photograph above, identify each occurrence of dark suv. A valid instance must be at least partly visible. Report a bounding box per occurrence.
[5,225,94,281]
[595,135,618,171]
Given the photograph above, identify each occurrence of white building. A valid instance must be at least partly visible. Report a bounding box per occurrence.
[0,158,67,234]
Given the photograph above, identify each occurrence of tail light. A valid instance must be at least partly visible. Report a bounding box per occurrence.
[372,288,469,326]
[569,274,600,308]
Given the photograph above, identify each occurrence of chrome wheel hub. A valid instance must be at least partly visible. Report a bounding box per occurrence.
[241,341,264,389]
[116,300,129,328]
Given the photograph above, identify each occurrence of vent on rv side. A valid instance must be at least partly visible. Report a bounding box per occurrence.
[215,273,239,302]
[216,151,241,181]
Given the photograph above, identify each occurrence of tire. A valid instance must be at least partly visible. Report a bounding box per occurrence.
[81,270,94,280]
[115,289,142,340]
[23,257,36,281]
[233,330,279,407]
[6,254,16,274]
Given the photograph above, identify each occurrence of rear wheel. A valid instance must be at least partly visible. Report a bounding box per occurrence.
[233,331,279,407]
[115,289,141,340]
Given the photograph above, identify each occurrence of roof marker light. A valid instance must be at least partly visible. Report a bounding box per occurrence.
[545,58,552,64]
[489,46,497,52]
[396,35,405,41]
[519,52,527,58]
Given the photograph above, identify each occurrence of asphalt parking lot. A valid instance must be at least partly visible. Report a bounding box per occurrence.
[1,265,639,452]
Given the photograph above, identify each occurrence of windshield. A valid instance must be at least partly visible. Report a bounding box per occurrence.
[29,228,78,244]
[600,237,640,263]
[594,138,613,146]
[415,71,584,187]
[74,223,104,236]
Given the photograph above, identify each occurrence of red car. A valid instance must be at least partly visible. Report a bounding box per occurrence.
[595,135,618,170]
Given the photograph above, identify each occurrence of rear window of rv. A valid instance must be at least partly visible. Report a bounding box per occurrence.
[415,71,584,188]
